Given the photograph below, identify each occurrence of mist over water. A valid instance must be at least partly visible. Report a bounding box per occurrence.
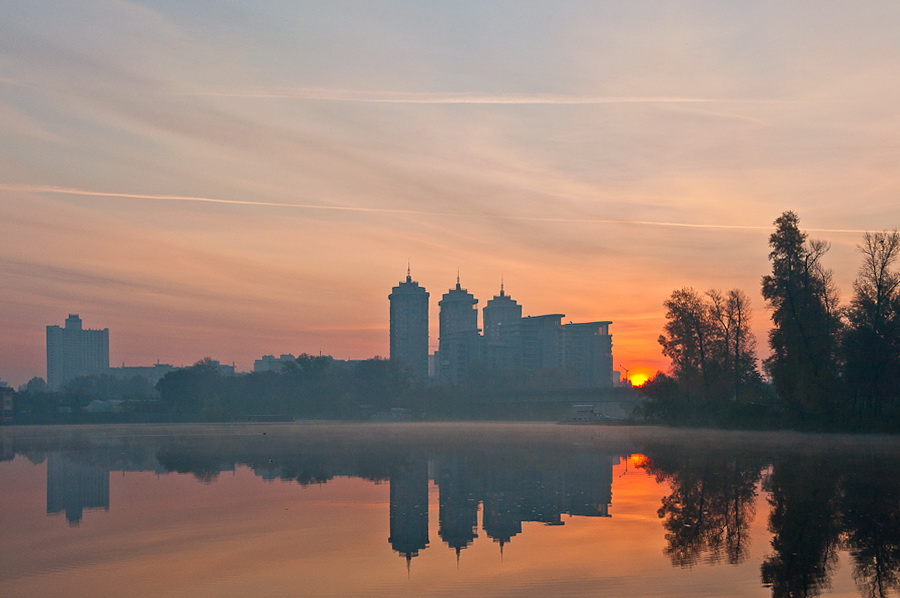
[1,423,898,598]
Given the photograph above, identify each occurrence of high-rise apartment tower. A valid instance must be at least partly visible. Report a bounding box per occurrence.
[389,268,430,381]
[438,276,479,385]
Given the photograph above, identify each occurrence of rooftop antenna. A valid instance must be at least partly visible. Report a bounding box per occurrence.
[456,269,461,289]
[500,274,505,297]
[406,260,412,283]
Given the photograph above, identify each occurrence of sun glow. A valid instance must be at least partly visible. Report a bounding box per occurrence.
[628,371,652,387]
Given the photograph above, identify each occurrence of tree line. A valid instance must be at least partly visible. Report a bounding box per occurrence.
[11,355,415,423]
[641,211,900,431]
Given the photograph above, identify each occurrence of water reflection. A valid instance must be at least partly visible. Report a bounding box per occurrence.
[389,456,429,562]
[840,458,900,598]
[3,425,900,598]
[636,439,900,598]
[639,444,764,567]
[46,453,109,526]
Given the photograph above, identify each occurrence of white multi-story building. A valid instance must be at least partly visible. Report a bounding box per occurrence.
[46,314,109,390]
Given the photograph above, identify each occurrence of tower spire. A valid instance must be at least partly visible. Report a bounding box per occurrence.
[406,261,412,283]
[500,275,505,297]
[456,269,461,290]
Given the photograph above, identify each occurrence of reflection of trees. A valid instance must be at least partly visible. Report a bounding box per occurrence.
[14,426,900,598]
[156,449,234,483]
[641,446,764,567]
[840,458,900,598]
[760,456,842,598]
[642,444,900,598]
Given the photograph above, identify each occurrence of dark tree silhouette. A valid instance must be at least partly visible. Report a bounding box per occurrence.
[762,211,843,427]
[842,230,900,425]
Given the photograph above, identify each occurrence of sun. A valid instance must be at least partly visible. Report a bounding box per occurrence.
[628,371,651,387]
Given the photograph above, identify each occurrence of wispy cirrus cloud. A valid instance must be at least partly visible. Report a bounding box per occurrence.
[174,87,792,106]
[2,184,866,234]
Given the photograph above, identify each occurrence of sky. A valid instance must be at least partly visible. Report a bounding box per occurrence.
[2,1,900,387]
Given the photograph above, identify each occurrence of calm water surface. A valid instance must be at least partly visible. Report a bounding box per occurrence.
[1,423,898,598]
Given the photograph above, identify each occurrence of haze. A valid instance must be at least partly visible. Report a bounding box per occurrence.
[2,1,899,385]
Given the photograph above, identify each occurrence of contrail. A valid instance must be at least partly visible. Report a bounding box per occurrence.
[175,88,790,106]
[1,184,434,216]
[2,183,869,234]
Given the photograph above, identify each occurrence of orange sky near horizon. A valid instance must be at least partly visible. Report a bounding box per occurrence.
[2,2,899,386]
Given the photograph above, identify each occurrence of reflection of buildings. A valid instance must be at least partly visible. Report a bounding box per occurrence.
[434,454,480,555]
[388,457,430,563]
[44,450,165,526]
[386,451,617,562]
[433,452,617,556]
[563,453,615,517]
[0,430,13,461]
[46,314,109,390]
[33,442,617,563]
[46,453,110,526]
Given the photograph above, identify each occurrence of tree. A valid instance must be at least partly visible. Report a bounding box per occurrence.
[659,288,717,407]
[706,289,761,402]
[656,288,762,423]
[842,230,900,421]
[19,377,48,393]
[761,211,842,426]
[156,358,225,419]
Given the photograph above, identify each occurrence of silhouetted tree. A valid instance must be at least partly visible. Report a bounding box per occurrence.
[64,374,156,402]
[13,377,55,415]
[762,211,843,427]
[655,288,763,423]
[707,289,761,402]
[156,358,227,419]
[659,288,716,407]
[352,357,410,411]
[19,377,48,393]
[842,230,900,424]
[636,372,686,422]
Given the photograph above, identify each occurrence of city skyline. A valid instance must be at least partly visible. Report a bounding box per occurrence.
[3,2,900,386]
[31,271,618,390]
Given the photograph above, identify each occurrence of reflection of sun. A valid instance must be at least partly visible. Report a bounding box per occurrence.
[629,454,648,468]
